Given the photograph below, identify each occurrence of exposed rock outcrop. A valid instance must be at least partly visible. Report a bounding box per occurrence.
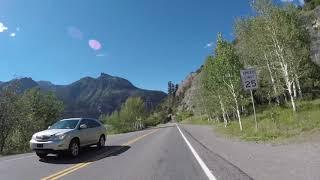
[306,7,320,66]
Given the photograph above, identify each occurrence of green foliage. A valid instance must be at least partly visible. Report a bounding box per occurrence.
[166,81,180,116]
[0,87,64,154]
[216,99,320,142]
[236,0,312,108]
[167,81,177,97]
[102,96,173,134]
[200,34,245,129]
[181,117,216,126]
[0,86,22,153]
[184,0,320,141]
[144,111,166,127]
[14,89,64,152]
[175,110,193,122]
[102,97,148,133]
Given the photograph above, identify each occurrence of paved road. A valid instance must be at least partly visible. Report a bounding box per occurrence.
[181,124,320,180]
[0,124,252,180]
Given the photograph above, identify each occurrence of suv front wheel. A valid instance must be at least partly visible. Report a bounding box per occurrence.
[69,139,80,157]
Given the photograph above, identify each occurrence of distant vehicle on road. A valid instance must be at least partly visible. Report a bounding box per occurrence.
[30,118,106,159]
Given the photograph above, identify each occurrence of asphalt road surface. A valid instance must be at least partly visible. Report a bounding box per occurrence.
[0,124,252,180]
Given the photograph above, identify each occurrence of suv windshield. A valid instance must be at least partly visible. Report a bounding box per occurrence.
[49,120,79,129]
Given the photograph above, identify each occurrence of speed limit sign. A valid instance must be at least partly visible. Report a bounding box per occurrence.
[240,68,259,131]
[240,68,258,91]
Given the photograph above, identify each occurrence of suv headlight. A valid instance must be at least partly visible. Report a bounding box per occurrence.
[31,134,37,140]
[51,134,67,141]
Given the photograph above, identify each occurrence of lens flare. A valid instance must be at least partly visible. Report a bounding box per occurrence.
[88,39,102,50]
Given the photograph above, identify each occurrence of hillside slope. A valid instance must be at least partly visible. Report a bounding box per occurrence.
[0,73,167,118]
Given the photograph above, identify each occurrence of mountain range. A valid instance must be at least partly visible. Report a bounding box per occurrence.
[0,73,167,118]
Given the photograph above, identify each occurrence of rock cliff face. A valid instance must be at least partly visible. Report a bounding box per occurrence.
[307,6,320,66]
[175,72,198,97]
[176,71,201,112]
[179,74,201,112]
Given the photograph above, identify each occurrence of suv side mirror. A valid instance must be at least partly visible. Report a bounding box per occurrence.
[79,124,88,129]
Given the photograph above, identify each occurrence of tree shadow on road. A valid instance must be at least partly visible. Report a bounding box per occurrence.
[147,124,176,130]
[39,145,130,164]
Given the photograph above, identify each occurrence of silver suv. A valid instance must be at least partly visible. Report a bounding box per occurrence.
[30,118,107,158]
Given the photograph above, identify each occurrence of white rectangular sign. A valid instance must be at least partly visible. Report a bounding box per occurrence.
[240,68,258,91]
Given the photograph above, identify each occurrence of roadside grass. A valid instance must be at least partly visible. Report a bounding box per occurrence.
[185,99,320,143]
[104,123,166,135]
[104,125,119,135]
[181,116,216,126]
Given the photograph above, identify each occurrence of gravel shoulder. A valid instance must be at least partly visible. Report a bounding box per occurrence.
[181,124,320,180]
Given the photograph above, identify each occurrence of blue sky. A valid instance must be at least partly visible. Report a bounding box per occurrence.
[0,0,301,91]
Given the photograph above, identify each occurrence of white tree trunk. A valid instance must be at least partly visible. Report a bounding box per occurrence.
[267,92,272,105]
[231,84,242,131]
[283,93,288,104]
[215,116,220,122]
[288,82,296,112]
[293,81,297,99]
[234,95,243,131]
[227,112,231,122]
[200,94,209,119]
[281,62,296,112]
[265,54,280,105]
[219,95,228,127]
[270,30,296,112]
[295,75,303,99]
[250,90,258,132]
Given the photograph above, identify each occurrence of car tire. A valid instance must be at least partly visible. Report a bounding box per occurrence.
[36,152,48,159]
[69,139,80,158]
[97,135,105,149]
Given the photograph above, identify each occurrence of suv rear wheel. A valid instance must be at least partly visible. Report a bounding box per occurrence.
[97,135,105,149]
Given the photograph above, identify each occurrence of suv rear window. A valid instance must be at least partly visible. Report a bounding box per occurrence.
[87,119,101,128]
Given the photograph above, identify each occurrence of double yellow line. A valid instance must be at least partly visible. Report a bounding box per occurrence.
[42,129,158,180]
[42,162,90,180]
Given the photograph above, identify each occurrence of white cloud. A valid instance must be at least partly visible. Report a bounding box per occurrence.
[0,22,8,32]
[205,42,214,49]
[280,0,294,2]
[9,33,16,37]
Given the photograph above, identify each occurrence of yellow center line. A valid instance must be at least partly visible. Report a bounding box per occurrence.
[41,163,86,180]
[41,129,158,180]
[123,130,157,146]
[49,163,92,180]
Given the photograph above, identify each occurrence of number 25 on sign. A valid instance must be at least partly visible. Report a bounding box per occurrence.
[240,68,258,132]
[240,69,258,91]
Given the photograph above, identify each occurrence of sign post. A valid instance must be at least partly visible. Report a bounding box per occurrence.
[240,68,258,132]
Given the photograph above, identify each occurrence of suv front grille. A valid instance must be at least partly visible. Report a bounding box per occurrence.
[36,135,51,141]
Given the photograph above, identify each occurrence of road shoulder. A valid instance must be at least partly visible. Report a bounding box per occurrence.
[180,124,320,180]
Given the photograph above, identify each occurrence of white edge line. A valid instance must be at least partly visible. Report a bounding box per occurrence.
[176,123,217,180]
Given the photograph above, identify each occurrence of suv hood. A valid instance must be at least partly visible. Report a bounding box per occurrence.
[35,129,73,137]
